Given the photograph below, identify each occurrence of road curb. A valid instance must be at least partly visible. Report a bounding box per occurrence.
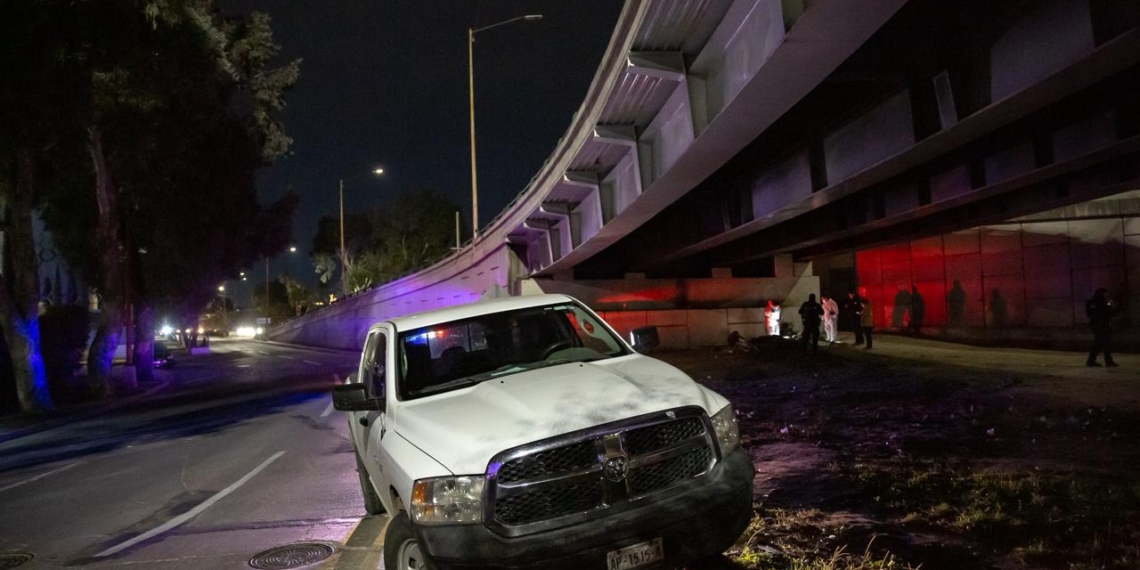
[0,370,172,445]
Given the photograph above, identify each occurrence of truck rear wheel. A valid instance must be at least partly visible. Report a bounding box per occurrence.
[384,512,434,570]
[355,451,385,515]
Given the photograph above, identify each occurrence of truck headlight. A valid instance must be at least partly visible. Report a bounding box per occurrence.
[711,404,740,454]
[411,475,484,524]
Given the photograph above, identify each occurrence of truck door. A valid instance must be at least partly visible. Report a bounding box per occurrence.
[354,328,390,491]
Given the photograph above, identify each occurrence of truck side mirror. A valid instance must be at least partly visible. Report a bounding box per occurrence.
[332,384,383,412]
[630,326,660,353]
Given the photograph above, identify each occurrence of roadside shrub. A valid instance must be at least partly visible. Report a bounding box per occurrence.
[39,305,90,388]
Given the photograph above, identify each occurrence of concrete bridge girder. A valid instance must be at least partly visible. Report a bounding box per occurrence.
[638,10,1140,273]
[534,0,909,277]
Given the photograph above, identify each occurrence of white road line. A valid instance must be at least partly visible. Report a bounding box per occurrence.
[279,356,294,360]
[0,461,84,493]
[320,401,335,418]
[95,451,285,558]
[303,360,322,366]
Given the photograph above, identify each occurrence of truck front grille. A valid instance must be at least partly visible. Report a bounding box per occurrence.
[629,446,715,496]
[497,439,597,484]
[623,417,704,455]
[486,408,717,535]
[494,479,604,525]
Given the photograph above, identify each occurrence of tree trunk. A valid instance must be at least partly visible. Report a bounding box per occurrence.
[0,147,54,413]
[86,126,124,397]
[133,304,154,384]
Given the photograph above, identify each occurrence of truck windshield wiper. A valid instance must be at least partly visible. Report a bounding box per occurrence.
[415,376,486,396]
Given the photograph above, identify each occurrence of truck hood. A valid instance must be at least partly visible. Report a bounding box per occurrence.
[392,354,727,476]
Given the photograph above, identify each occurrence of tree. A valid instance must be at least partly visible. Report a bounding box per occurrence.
[310,190,462,295]
[313,253,339,287]
[281,276,315,315]
[252,279,292,322]
[3,0,300,404]
[375,190,459,278]
[0,0,92,412]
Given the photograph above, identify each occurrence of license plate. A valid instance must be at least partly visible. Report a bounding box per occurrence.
[607,538,664,570]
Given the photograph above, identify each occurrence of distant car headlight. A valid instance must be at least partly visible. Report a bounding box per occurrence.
[711,404,741,454]
[411,475,484,524]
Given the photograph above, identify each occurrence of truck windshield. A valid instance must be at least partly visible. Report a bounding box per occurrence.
[397,303,628,400]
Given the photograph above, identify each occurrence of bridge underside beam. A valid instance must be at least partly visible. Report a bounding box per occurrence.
[574,0,1140,279]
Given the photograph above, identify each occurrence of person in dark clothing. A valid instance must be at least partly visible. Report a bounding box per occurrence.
[861,295,875,350]
[844,291,865,345]
[799,294,824,351]
[1086,288,1119,367]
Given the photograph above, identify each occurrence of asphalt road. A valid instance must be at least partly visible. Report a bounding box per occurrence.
[0,339,390,570]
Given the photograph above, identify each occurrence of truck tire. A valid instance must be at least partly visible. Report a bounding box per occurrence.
[383,512,435,570]
[355,451,386,515]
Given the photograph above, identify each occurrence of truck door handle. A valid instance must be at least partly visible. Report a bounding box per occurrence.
[359,417,369,427]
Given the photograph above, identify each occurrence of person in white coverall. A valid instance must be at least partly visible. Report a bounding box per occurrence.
[765,300,782,336]
[821,295,839,343]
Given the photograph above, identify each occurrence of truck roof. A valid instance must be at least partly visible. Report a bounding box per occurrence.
[380,294,577,333]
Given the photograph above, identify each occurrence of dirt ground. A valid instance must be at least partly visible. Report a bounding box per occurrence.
[658,336,1140,570]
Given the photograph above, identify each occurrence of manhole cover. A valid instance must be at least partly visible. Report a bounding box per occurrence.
[0,554,33,570]
[249,543,334,569]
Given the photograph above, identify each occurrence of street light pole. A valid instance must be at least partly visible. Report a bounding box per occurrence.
[468,26,479,241]
[468,14,542,242]
[338,169,384,296]
[339,177,346,287]
[264,258,270,328]
[218,285,227,334]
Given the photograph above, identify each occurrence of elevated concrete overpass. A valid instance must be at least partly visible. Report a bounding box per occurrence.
[273,0,1140,351]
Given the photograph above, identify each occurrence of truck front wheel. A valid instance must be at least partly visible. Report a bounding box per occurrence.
[384,512,434,570]
[355,451,385,515]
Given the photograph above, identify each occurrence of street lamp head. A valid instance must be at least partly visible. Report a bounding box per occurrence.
[218,285,225,292]
[525,14,543,20]
[289,246,297,253]
[373,168,385,175]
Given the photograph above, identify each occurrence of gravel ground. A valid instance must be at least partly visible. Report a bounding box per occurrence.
[657,336,1140,570]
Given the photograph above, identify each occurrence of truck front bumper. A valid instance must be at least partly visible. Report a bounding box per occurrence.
[416,448,755,570]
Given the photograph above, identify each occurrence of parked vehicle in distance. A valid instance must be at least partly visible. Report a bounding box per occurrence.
[153,341,175,369]
[333,294,753,570]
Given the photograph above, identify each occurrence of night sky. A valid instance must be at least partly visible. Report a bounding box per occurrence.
[217,0,624,303]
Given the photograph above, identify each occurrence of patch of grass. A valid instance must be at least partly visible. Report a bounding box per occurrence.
[727,533,919,570]
[724,512,918,570]
[848,460,1140,568]
[786,542,920,570]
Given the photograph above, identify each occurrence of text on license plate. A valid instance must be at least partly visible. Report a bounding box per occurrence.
[607,538,664,570]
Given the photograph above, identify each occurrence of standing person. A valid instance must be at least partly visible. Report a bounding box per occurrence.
[1086,287,1119,367]
[821,295,839,343]
[765,299,782,336]
[799,294,824,351]
[860,290,875,350]
[845,291,865,345]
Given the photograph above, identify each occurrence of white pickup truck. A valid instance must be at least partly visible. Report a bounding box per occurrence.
[332,294,754,570]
